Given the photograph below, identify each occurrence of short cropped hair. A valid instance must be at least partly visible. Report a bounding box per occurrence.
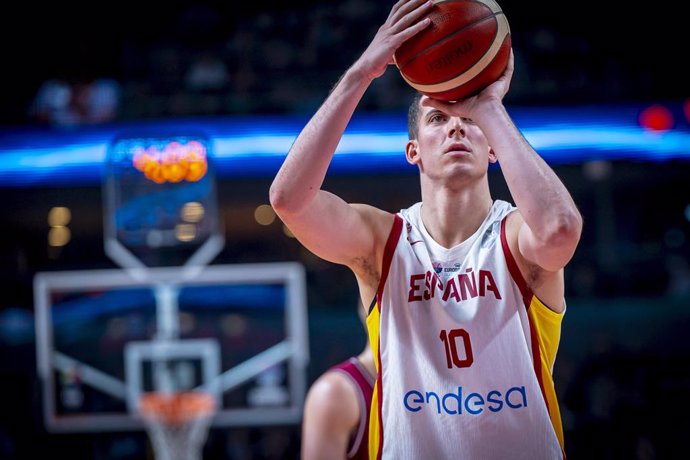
[407,92,424,140]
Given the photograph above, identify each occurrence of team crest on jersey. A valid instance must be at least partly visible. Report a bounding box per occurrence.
[432,262,462,278]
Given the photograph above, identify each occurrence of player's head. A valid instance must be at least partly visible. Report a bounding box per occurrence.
[404,93,497,176]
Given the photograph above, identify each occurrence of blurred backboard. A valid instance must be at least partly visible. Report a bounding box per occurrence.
[103,132,224,277]
[33,262,309,432]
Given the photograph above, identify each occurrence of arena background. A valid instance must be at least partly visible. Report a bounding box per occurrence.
[0,1,688,459]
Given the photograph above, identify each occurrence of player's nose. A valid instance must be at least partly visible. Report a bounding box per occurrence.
[448,117,466,138]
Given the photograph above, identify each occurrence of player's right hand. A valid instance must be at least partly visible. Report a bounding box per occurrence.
[354,0,433,82]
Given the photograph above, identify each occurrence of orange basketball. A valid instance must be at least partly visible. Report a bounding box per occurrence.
[394,0,511,101]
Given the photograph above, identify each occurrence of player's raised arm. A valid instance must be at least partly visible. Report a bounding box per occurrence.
[269,0,432,270]
[421,52,582,274]
[473,55,582,274]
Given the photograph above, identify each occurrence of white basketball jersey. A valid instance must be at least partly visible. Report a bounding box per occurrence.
[366,200,565,459]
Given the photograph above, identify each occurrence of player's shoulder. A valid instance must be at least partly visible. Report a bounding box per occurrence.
[305,367,360,427]
[504,206,523,231]
[308,367,359,403]
[350,203,398,241]
[350,203,396,224]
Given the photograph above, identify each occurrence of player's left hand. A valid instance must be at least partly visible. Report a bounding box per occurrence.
[421,49,514,120]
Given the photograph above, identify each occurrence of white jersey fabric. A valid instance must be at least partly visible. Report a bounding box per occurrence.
[366,200,565,460]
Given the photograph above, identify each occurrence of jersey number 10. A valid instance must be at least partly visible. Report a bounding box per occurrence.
[439,329,474,369]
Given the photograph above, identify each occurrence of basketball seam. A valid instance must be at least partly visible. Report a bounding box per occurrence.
[434,0,503,12]
[397,13,500,73]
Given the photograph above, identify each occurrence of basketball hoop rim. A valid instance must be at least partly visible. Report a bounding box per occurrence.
[139,391,216,425]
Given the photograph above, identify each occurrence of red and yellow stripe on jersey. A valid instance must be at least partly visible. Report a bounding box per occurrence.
[500,217,566,453]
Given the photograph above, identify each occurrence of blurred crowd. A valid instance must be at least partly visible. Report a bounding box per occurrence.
[29,78,122,127]
[23,0,683,127]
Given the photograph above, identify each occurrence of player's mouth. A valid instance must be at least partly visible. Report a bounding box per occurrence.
[444,143,471,154]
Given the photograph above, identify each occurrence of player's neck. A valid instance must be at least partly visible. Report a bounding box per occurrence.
[357,345,376,380]
[420,186,493,249]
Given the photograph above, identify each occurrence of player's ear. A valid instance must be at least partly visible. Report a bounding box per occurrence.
[406,140,420,165]
[488,146,498,164]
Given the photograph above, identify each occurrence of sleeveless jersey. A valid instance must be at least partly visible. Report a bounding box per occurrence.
[331,356,375,460]
[366,200,565,460]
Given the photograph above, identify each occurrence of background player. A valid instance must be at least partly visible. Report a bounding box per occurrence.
[301,303,375,460]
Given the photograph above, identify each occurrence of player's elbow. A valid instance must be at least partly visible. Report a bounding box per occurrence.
[528,212,583,272]
[269,182,300,217]
[543,210,583,253]
[268,182,286,212]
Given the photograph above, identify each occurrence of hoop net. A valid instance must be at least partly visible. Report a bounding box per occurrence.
[139,392,216,460]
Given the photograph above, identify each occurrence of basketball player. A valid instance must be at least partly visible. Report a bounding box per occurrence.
[301,304,374,460]
[270,0,582,458]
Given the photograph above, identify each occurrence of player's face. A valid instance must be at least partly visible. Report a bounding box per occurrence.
[406,104,493,181]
